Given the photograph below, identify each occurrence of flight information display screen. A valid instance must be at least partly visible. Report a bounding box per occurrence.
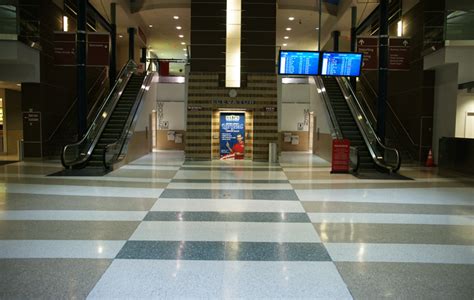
[321,52,363,77]
[278,51,320,75]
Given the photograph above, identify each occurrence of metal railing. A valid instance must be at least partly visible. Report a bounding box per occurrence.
[337,77,401,173]
[103,61,156,168]
[61,60,138,168]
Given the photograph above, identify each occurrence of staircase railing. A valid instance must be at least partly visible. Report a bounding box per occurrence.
[358,72,418,161]
[61,60,138,168]
[314,76,360,173]
[336,76,401,173]
[102,62,156,168]
[45,67,109,148]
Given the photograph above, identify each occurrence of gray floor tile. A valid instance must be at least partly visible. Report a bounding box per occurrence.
[0,221,140,240]
[171,179,289,184]
[314,223,474,245]
[0,193,157,211]
[336,262,474,300]
[116,241,331,261]
[0,177,168,189]
[160,189,299,200]
[303,201,474,215]
[0,259,111,299]
[144,211,310,222]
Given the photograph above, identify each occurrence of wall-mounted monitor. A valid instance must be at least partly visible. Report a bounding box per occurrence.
[278,51,320,76]
[321,52,363,77]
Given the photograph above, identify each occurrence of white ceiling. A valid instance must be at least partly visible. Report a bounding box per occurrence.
[90,0,379,72]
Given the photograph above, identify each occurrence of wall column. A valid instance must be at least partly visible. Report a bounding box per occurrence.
[109,3,117,86]
[377,0,389,141]
[76,0,87,138]
[128,27,135,60]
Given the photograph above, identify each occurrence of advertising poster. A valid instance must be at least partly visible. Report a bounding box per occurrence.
[220,113,245,160]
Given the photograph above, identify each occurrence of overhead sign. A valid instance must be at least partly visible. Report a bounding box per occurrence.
[321,52,363,77]
[389,38,410,71]
[357,37,378,70]
[278,51,320,75]
[87,33,110,66]
[54,32,76,66]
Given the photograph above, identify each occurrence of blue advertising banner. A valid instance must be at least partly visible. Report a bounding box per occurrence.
[220,112,245,160]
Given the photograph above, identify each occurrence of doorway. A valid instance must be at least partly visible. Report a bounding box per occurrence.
[465,112,474,138]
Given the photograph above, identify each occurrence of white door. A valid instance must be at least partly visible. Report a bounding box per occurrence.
[465,112,474,138]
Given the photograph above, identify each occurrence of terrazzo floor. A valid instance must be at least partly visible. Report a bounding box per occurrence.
[0,151,473,299]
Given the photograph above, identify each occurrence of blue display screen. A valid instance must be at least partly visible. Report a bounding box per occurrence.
[321,52,363,77]
[279,51,320,75]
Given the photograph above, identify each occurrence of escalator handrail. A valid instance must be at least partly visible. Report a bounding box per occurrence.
[336,77,401,172]
[103,63,156,168]
[313,76,344,140]
[61,60,137,168]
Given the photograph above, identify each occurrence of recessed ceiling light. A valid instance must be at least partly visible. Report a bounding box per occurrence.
[16,83,21,86]
[118,34,123,38]
[288,17,294,21]
[283,43,287,46]
[179,34,184,38]
[284,36,289,39]
[286,27,292,31]
[173,16,179,20]
[315,27,319,30]
[183,48,186,51]
[184,54,188,57]
[176,26,182,30]
[148,24,153,28]
[181,42,186,45]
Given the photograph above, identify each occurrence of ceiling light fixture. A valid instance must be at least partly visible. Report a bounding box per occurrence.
[288,17,294,21]
[315,27,319,30]
[183,48,186,51]
[283,43,287,46]
[179,34,184,38]
[181,42,186,45]
[148,24,153,28]
[286,27,291,31]
[284,36,289,39]
[176,26,182,30]
[173,16,179,20]
[118,34,123,38]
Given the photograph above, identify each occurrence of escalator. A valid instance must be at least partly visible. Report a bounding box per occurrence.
[61,60,154,172]
[315,76,401,174]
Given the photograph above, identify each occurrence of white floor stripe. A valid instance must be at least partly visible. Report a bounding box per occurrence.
[174,170,288,180]
[0,210,147,221]
[88,260,352,299]
[296,187,474,206]
[0,240,125,259]
[151,199,305,213]
[325,243,474,264]
[120,165,180,171]
[308,213,474,225]
[2,183,163,198]
[130,221,320,243]
[166,182,293,190]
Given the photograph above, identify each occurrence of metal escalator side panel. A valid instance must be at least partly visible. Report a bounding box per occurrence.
[61,60,138,169]
[102,71,156,168]
[335,76,401,173]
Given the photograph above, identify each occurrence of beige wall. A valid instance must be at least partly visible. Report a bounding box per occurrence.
[280,131,309,151]
[156,130,185,150]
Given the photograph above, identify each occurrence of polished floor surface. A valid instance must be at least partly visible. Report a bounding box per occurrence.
[0,151,473,299]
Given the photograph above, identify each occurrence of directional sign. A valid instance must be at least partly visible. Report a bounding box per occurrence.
[357,37,378,70]
[389,38,410,71]
[87,33,110,66]
[54,32,76,66]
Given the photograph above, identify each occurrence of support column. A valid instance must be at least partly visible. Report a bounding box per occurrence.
[317,0,322,51]
[377,0,389,141]
[141,47,147,63]
[332,31,340,51]
[128,27,135,60]
[76,0,87,138]
[350,6,357,89]
[109,3,117,86]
